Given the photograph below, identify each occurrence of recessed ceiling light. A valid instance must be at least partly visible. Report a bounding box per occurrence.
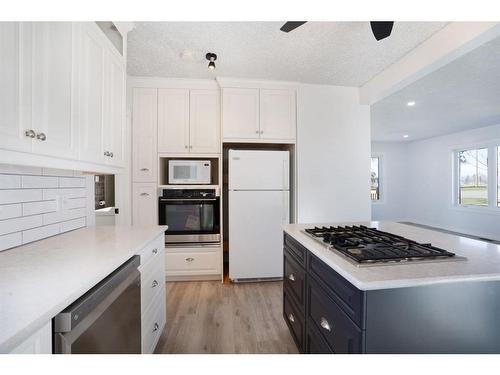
[407,101,416,107]
[403,134,409,138]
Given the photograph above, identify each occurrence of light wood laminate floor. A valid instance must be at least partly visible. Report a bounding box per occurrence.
[155,280,299,354]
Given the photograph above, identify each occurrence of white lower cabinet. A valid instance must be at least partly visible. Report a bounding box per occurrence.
[137,234,166,354]
[165,245,221,279]
[9,321,52,354]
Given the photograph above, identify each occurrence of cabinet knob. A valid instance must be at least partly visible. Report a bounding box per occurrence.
[255,130,259,134]
[288,313,295,323]
[104,151,110,156]
[260,130,264,134]
[140,192,150,196]
[36,132,47,141]
[109,152,114,158]
[185,145,188,149]
[320,317,331,332]
[25,129,36,138]
[140,168,149,171]
[152,248,158,254]
[185,257,194,262]
[153,322,159,332]
[189,145,193,149]
[151,280,159,288]
[287,273,295,282]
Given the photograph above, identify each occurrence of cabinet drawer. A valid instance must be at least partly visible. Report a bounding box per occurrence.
[308,276,363,353]
[138,235,164,266]
[283,291,304,353]
[140,257,165,313]
[306,318,334,354]
[165,250,220,275]
[309,252,365,328]
[284,250,306,311]
[284,233,306,266]
[142,287,166,354]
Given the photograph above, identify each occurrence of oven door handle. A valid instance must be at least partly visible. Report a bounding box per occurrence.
[159,198,218,202]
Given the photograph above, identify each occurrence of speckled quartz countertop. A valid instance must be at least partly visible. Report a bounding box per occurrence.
[283,222,500,291]
[0,225,166,353]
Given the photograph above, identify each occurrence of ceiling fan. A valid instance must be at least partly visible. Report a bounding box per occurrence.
[280,21,395,41]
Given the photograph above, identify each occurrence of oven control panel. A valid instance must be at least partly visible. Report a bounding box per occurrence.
[161,189,217,199]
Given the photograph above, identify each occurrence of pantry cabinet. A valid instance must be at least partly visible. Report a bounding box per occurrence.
[157,88,220,154]
[221,87,296,142]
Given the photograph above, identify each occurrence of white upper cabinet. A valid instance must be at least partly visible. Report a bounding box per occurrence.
[189,89,220,154]
[222,88,260,139]
[260,89,296,140]
[157,89,190,153]
[132,88,158,182]
[78,22,106,164]
[30,22,78,159]
[0,22,32,153]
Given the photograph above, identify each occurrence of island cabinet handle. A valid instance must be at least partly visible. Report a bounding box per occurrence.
[152,280,159,288]
[287,273,295,282]
[320,317,332,332]
[153,322,159,332]
[152,248,158,254]
[288,313,295,323]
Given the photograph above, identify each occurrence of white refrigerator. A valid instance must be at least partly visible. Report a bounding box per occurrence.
[228,150,290,281]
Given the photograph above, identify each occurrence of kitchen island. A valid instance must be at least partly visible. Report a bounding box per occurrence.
[0,225,167,354]
[282,222,500,354]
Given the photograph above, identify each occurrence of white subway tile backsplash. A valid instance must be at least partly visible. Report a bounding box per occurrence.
[0,167,92,252]
[59,177,86,188]
[0,232,22,251]
[43,207,87,225]
[23,200,57,216]
[43,188,86,200]
[22,175,59,189]
[0,189,43,204]
[0,175,21,189]
[0,203,22,220]
[0,215,43,236]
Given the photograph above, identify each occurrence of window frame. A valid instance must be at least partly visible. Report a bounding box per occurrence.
[371,154,384,204]
[452,140,500,213]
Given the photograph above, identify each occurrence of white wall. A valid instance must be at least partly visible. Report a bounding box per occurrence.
[297,84,371,224]
[371,142,409,221]
[372,123,500,241]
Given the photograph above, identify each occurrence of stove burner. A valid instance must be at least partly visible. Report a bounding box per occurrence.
[304,225,455,264]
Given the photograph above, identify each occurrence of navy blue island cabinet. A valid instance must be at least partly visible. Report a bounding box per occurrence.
[283,232,500,354]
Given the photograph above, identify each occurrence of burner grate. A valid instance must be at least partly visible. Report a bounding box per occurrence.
[304,225,455,264]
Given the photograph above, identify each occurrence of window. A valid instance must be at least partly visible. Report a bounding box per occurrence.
[458,148,488,206]
[371,157,380,201]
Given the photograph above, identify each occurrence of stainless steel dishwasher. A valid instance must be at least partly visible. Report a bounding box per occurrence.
[53,256,141,354]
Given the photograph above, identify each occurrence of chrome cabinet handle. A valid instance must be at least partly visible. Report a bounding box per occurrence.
[140,192,149,196]
[153,322,159,332]
[25,129,36,138]
[36,132,47,141]
[320,317,331,332]
[185,257,194,262]
[109,152,113,158]
[288,313,295,323]
[152,248,158,254]
[104,151,110,156]
[287,273,295,282]
[152,280,159,288]
[140,168,149,171]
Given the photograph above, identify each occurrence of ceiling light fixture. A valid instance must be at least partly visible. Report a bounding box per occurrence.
[407,101,416,107]
[206,53,217,70]
[403,134,409,138]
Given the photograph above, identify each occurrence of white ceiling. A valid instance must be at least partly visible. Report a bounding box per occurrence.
[127,22,447,86]
[371,35,500,142]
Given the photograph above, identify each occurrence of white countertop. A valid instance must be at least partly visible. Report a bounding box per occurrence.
[283,221,500,291]
[0,225,166,352]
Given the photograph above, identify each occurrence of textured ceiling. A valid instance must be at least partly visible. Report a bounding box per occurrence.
[127,22,447,86]
[371,35,500,142]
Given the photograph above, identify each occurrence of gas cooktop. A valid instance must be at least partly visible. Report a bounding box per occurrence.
[304,225,459,266]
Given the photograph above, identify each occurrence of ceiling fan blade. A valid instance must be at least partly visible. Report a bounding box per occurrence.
[280,21,307,33]
[370,21,394,41]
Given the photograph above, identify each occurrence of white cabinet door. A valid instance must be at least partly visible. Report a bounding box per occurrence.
[78,22,106,164]
[0,22,32,153]
[104,50,126,166]
[260,89,296,140]
[189,89,220,154]
[31,22,78,159]
[157,89,189,153]
[132,88,158,182]
[222,88,259,139]
[132,183,157,225]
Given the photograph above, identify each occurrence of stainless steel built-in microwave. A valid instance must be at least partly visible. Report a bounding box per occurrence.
[168,160,211,185]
